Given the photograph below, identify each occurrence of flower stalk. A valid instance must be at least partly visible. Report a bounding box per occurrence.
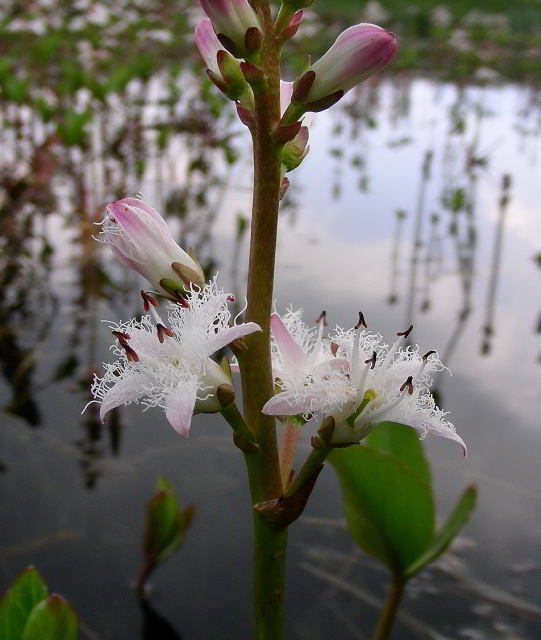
[371,575,405,640]
[235,2,287,637]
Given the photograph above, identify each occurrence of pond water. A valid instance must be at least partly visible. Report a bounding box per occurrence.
[1,73,541,639]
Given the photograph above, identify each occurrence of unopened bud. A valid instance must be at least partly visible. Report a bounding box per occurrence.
[302,23,398,111]
[281,125,310,171]
[201,0,261,59]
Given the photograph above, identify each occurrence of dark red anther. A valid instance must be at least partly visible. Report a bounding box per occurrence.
[157,323,175,344]
[364,351,377,369]
[174,295,189,308]
[400,376,414,395]
[112,330,130,341]
[422,350,436,361]
[119,337,139,363]
[331,342,339,356]
[315,310,328,326]
[227,295,235,302]
[354,311,367,330]
[397,324,414,338]
[141,290,159,312]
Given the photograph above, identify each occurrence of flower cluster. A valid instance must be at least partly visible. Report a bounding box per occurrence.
[263,310,466,453]
[195,1,398,187]
[90,277,260,437]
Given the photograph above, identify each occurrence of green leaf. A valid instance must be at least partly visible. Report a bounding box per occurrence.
[364,422,431,486]
[21,595,77,640]
[404,485,477,578]
[0,567,48,640]
[330,433,434,576]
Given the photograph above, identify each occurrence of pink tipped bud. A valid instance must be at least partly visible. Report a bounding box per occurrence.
[305,23,398,108]
[279,10,304,41]
[281,125,310,172]
[195,19,223,77]
[200,0,261,58]
[100,198,205,299]
[196,20,249,100]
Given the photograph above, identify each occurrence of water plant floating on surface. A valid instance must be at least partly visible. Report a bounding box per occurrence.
[82,2,474,638]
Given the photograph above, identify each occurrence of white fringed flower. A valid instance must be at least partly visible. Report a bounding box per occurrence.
[90,278,261,437]
[263,313,466,454]
[262,309,349,416]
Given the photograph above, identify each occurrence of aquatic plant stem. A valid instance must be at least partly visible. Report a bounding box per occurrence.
[371,575,405,640]
[237,1,287,638]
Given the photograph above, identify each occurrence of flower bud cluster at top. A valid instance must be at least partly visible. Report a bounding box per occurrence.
[195,0,398,193]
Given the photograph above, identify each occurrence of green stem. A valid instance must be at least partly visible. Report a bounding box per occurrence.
[285,444,331,497]
[237,2,287,638]
[371,575,405,640]
[253,518,288,640]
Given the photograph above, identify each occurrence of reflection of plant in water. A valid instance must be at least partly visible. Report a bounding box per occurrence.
[481,175,512,356]
[0,140,59,425]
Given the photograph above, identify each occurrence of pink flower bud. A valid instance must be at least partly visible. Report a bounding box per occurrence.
[195,19,223,77]
[200,0,261,58]
[100,198,205,297]
[306,23,397,106]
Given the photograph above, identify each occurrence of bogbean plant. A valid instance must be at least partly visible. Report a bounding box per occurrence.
[86,1,474,638]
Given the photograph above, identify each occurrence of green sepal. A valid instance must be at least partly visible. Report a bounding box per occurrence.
[217,50,249,100]
[21,596,77,640]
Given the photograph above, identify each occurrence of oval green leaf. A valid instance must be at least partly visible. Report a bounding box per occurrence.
[329,426,435,576]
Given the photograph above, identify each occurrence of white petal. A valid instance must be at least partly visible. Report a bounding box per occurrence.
[99,372,147,421]
[165,384,198,437]
[270,313,307,372]
[206,322,261,355]
[262,390,319,416]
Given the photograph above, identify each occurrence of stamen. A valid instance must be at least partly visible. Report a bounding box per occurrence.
[400,376,414,395]
[351,312,366,387]
[354,311,367,330]
[157,323,175,344]
[119,337,139,362]
[315,310,328,326]
[159,279,189,308]
[331,342,339,356]
[364,351,377,370]
[397,324,413,338]
[382,324,414,369]
[310,311,327,366]
[141,290,159,312]
[227,295,235,302]
[112,330,130,341]
[413,350,437,383]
